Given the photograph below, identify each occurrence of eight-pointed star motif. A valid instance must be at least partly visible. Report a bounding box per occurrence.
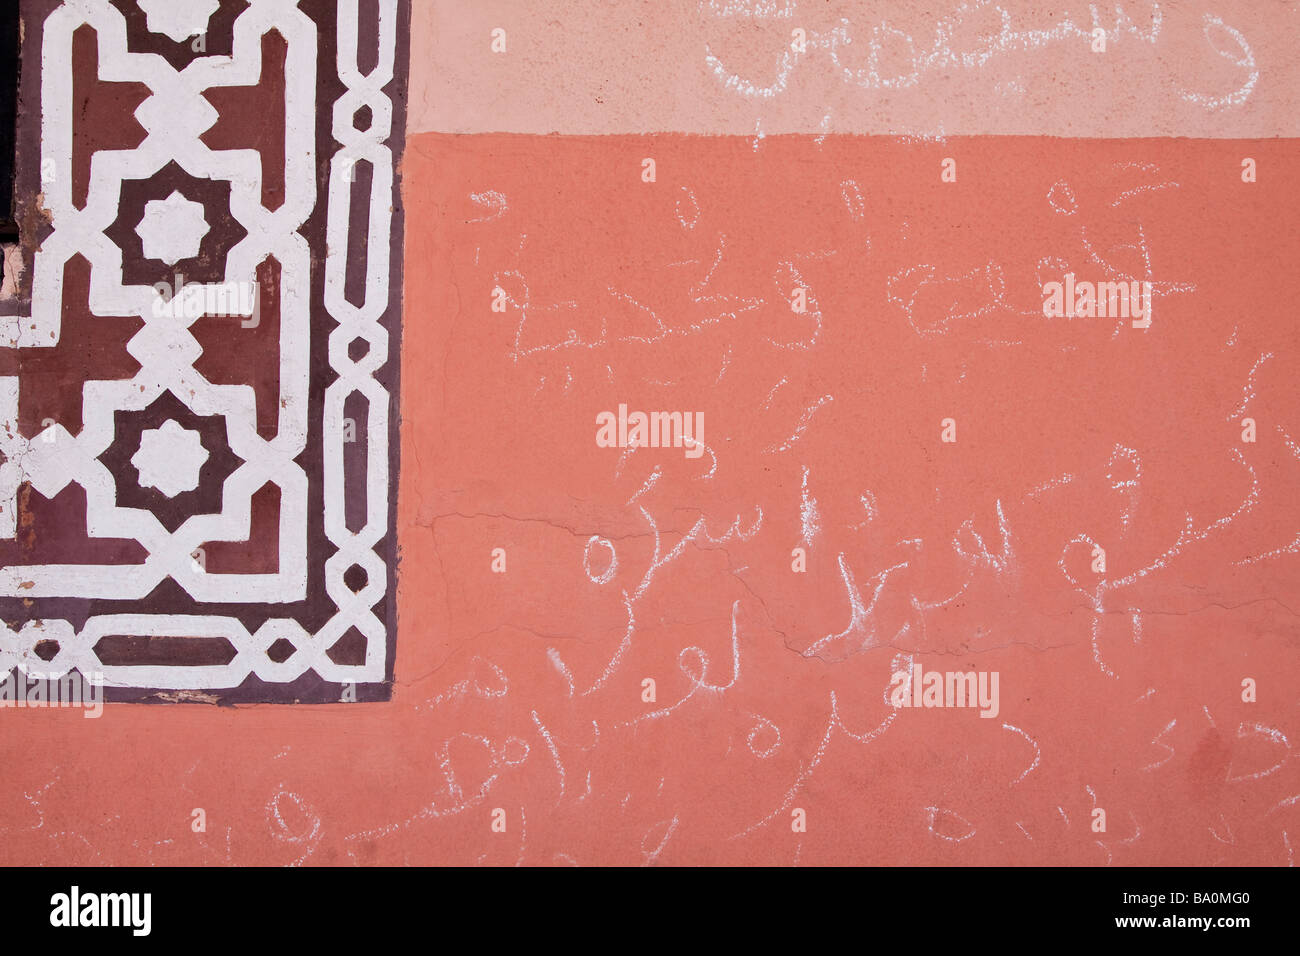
[136,191,211,265]
[137,0,220,43]
[131,419,210,498]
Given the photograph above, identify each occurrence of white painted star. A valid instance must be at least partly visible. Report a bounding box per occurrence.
[136,191,211,266]
[131,420,209,498]
[138,0,220,43]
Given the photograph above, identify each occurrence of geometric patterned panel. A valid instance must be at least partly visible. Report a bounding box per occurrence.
[0,0,408,702]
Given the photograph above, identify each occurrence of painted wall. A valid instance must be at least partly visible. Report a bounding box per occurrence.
[2,0,1297,867]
